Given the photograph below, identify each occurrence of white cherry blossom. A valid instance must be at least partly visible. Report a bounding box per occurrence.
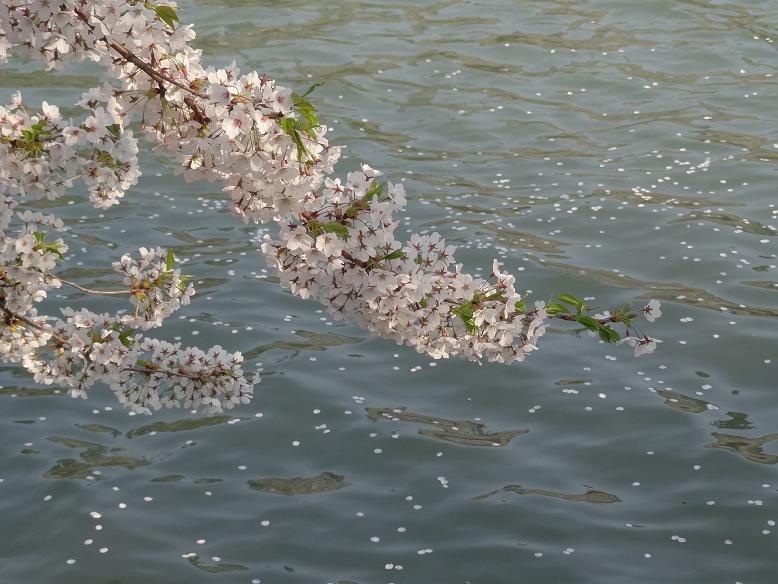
[643,299,662,322]
[622,336,663,357]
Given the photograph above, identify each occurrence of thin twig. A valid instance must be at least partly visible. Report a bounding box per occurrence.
[58,278,131,296]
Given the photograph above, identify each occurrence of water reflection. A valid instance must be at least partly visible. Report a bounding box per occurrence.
[44,436,149,479]
[367,407,527,446]
[657,389,717,413]
[706,432,778,465]
[151,474,186,483]
[248,472,349,495]
[243,330,363,359]
[185,555,248,573]
[711,411,754,430]
[555,378,592,386]
[672,211,776,236]
[534,258,778,318]
[0,386,62,397]
[475,484,621,504]
[127,415,239,438]
[0,69,99,87]
[76,423,122,437]
[472,222,568,256]
[598,189,743,209]
[742,280,778,292]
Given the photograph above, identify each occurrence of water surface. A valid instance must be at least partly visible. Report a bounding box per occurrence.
[1,1,777,582]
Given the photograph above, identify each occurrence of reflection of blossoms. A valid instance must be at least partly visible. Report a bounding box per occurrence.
[0,1,659,413]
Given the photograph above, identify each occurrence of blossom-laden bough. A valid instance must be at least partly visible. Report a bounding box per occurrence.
[0,1,661,414]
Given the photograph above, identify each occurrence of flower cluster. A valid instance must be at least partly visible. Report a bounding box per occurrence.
[262,167,548,364]
[113,247,195,329]
[36,309,253,414]
[1,210,66,314]
[0,1,660,413]
[0,90,140,208]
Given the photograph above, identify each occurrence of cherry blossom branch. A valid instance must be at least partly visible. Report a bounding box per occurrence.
[0,0,662,415]
[76,7,282,121]
[106,40,200,98]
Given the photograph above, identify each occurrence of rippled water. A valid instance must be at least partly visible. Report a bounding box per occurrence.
[2,1,778,582]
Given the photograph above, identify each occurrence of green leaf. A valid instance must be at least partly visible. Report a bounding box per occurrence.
[43,243,65,261]
[294,103,319,136]
[95,150,123,169]
[558,293,584,311]
[278,118,296,134]
[106,123,121,138]
[278,117,311,162]
[177,274,191,292]
[364,180,384,202]
[455,301,477,334]
[321,221,349,239]
[154,5,179,30]
[546,302,570,315]
[576,315,600,332]
[32,231,47,245]
[514,300,526,314]
[119,328,134,349]
[380,250,405,261]
[166,249,174,271]
[301,82,325,98]
[598,325,620,343]
[615,304,638,320]
[19,121,47,158]
[291,92,319,138]
[24,120,47,138]
[419,297,429,309]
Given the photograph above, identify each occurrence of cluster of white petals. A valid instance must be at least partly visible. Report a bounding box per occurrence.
[113,246,195,329]
[36,308,253,414]
[262,170,547,364]
[0,1,659,413]
[1,210,65,314]
[0,90,139,208]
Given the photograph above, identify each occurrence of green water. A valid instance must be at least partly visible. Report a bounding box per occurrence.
[1,1,778,582]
